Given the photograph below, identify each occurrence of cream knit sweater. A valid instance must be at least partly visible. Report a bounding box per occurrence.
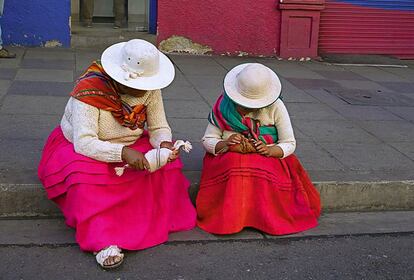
[61,89,172,163]
[202,99,296,158]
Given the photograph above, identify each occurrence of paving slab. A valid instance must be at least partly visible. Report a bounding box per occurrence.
[75,51,101,71]
[7,81,74,96]
[358,120,414,142]
[169,55,219,66]
[304,89,349,106]
[162,85,204,101]
[180,142,204,171]
[261,62,326,79]
[195,87,223,106]
[169,118,207,142]
[301,61,347,71]
[295,141,345,171]
[0,139,44,170]
[286,103,345,120]
[287,78,341,90]
[24,49,75,61]
[319,142,414,171]
[314,70,368,81]
[185,75,224,89]
[335,79,391,91]
[0,80,11,101]
[388,142,414,161]
[0,95,67,115]
[378,67,414,82]
[177,63,227,77]
[280,79,320,103]
[0,114,60,140]
[164,100,210,118]
[332,89,414,107]
[294,120,381,143]
[20,59,75,71]
[214,56,258,70]
[0,68,17,80]
[385,106,414,121]
[15,69,74,82]
[330,104,403,121]
[377,81,414,94]
[345,66,406,82]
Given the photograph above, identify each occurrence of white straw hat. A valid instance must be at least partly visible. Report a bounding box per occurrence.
[224,63,281,109]
[101,39,175,90]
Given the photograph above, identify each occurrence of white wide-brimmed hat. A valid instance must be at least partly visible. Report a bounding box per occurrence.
[101,39,175,90]
[224,63,281,109]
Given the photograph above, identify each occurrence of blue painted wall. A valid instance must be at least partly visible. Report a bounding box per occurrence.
[2,0,71,47]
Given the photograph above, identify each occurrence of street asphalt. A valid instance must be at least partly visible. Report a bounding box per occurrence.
[0,234,413,280]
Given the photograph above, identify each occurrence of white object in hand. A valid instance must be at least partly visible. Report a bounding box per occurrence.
[114,140,192,176]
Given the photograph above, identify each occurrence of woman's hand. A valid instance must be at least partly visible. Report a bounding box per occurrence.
[253,140,271,157]
[121,147,150,170]
[214,133,243,154]
[160,141,179,162]
[253,140,284,158]
[225,134,243,146]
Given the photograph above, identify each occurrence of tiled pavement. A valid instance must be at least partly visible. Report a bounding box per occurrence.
[0,46,414,186]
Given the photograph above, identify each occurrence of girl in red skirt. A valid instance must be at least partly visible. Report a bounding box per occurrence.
[38,40,196,269]
[197,63,321,235]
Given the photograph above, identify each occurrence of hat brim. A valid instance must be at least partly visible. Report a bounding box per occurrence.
[224,63,281,109]
[101,42,175,90]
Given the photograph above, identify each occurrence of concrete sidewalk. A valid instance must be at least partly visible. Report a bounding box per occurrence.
[0,47,413,216]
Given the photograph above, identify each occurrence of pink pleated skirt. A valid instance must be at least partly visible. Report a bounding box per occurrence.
[38,127,196,252]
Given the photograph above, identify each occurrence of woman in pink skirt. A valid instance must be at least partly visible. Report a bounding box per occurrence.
[38,39,196,269]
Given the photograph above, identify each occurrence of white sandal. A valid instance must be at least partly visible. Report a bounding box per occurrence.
[95,245,124,269]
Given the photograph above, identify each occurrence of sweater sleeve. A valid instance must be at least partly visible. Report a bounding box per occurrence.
[202,123,223,155]
[146,89,172,148]
[274,100,296,158]
[71,99,125,162]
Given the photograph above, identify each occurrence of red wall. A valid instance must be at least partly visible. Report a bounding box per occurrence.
[157,0,282,56]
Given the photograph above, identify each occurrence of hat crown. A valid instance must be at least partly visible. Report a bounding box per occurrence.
[236,63,272,100]
[121,39,160,78]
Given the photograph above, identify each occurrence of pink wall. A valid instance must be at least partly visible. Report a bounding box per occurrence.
[157,0,282,56]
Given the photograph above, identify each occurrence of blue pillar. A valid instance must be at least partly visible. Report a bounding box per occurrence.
[149,0,157,34]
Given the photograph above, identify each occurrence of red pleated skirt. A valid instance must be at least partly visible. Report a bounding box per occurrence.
[38,127,196,252]
[196,152,321,235]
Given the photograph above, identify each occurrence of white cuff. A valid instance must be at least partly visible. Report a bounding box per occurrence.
[150,131,172,148]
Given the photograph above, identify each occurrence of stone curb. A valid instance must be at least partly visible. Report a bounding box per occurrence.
[1,181,413,217]
[1,211,413,246]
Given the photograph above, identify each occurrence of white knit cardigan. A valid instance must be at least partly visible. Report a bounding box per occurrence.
[61,89,172,163]
[202,99,296,158]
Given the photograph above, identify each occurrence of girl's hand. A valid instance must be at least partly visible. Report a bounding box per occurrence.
[253,140,271,157]
[252,140,285,158]
[225,133,243,146]
[160,141,180,162]
[121,147,150,170]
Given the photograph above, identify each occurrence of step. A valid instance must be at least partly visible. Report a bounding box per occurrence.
[0,179,413,217]
[0,211,413,246]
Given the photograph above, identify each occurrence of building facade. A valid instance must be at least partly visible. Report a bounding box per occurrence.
[3,0,414,58]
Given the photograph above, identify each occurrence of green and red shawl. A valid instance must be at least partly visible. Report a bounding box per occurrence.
[208,94,278,144]
[71,60,146,130]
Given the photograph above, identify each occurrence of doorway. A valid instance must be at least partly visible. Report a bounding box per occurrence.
[71,0,150,32]
[71,0,157,48]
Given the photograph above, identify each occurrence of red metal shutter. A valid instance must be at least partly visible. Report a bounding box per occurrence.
[319,0,414,59]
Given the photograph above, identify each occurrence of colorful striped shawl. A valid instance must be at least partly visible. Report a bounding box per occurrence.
[208,94,278,144]
[71,60,146,130]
